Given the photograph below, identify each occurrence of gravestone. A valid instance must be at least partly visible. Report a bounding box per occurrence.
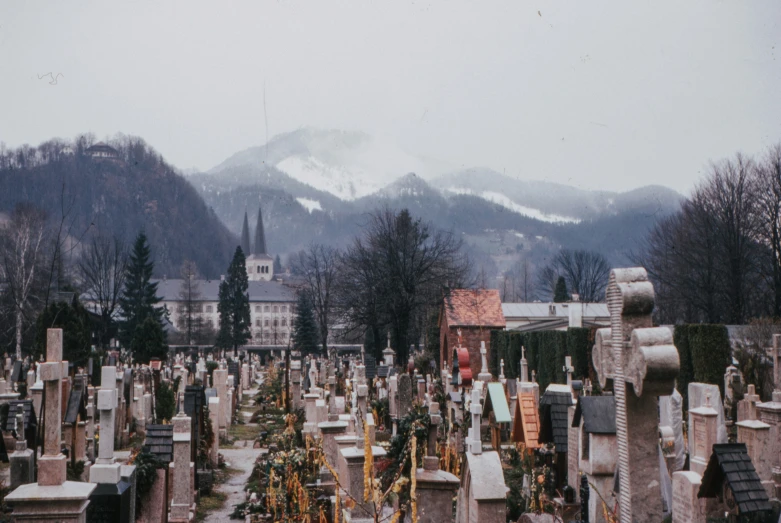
[169,395,194,523]
[671,471,704,523]
[397,374,413,418]
[592,268,679,523]
[687,383,727,446]
[659,389,685,473]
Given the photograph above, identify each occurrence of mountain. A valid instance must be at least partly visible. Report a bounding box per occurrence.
[0,137,237,278]
[207,128,450,200]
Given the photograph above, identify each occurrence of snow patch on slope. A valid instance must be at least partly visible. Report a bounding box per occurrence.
[446,188,581,224]
[296,197,322,213]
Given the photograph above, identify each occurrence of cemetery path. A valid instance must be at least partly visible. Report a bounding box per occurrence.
[203,443,259,523]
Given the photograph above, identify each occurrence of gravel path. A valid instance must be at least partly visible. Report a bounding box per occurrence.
[203,443,261,523]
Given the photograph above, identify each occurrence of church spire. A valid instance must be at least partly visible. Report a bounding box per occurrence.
[254,206,267,255]
[240,210,251,255]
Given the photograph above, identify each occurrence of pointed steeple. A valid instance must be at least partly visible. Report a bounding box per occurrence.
[254,207,267,255]
[240,210,251,255]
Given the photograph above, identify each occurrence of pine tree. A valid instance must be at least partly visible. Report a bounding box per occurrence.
[131,317,168,364]
[118,232,164,351]
[553,276,570,303]
[273,254,282,274]
[216,247,251,355]
[35,299,92,367]
[292,291,319,356]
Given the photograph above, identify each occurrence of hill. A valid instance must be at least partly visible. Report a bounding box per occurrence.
[0,136,237,278]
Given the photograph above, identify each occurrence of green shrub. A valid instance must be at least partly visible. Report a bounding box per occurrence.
[674,325,694,405]
[567,327,591,380]
[155,380,176,423]
[689,324,731,398]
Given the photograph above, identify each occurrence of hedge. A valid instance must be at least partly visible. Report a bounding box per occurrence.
[486,328,594,392]
[673,324,731,403]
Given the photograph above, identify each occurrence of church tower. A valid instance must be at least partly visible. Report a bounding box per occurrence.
[246,206,273,281]
[240,210,251,255]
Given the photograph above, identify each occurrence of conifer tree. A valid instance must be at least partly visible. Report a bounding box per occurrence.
[131,316,168,364]
[292,291,319,356]
[553,276,570,303]
[216,247,251,355]
[118,232,164,350]
[273,254,282,274]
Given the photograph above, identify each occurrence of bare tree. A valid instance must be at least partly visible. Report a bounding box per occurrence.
[294,244,340,355]
[178,260,201,345]
[755,144,781,317]
[552,249,611,302]
[78,235,128,349]
[501,258,535,302]
[1,205,48,359]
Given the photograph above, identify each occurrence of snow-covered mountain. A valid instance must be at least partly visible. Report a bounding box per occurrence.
[208,128,450,200]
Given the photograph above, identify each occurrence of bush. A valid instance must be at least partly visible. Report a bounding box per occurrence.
[156,381,176,423]
[689,324,731,398]
[567,327,591,380]
[674,325,694,405]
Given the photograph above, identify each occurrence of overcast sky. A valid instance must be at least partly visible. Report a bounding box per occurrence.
[1,1,780,193]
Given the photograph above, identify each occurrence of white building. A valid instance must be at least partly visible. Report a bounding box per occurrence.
[501,301,609,332]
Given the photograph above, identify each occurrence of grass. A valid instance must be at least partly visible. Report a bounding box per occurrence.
[227,423,260,443]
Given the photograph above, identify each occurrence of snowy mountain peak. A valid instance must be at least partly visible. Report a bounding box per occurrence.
[209,127,449,201]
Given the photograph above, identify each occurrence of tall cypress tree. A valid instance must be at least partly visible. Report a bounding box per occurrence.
[216,247,251,355]
[292,291,319,356]
[553,276,570,303]
[119,232,164,350]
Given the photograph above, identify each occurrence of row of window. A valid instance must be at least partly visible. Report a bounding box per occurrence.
[175,304,291,314]
[255,318,288,327]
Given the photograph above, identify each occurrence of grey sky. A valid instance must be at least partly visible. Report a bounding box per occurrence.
[1,1,779,193]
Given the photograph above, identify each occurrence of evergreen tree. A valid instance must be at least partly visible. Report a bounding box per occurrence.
[34,299,92,367]
[118,232,164,350]
[292,291,319,356]
[273,254,282,274]
[553,276,570,303]
[216,247,251,355]
[130,317,168,364]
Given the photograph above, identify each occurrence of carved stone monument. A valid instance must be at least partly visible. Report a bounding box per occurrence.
[592,268,680,523]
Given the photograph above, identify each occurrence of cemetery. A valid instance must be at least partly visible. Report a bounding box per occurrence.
[0,267,778,523]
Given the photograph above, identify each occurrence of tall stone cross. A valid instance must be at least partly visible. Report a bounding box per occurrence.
[520,347,528,383]
[592,268,680,523]
[477,341,492,383]
[467,388,482,455]
[90,365,122,483]
[563,356,574,387]
[38,329,69,486]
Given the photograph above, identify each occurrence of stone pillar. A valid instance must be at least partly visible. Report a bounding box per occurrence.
[290,361,302,411]
[671,471,705,523]
[212,368,229,433]
[756,391,781,484]
[208,397,220,467]
[169,397,194,523]
[328,376,337,415]
[303,393,320,436]
[736,418,772,496]
[90,366,122,484]
[241,364,250,391]
[339,444,388,516]
[415,459,459,523]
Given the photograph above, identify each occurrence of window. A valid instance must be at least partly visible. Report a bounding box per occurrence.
[281,319,287,327]
[264,305,270,312]
[206,305,213,313]
[264,319,269,326]
[281,306,287,313]
[273,319,279,327]
[256,319,261,326]
[257,265,261,273]
[255,305,260,313]
[273,306,279,313]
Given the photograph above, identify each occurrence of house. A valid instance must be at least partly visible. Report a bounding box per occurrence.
[440,289,505,379]
[85,142,121,161]
[502,302,609,332]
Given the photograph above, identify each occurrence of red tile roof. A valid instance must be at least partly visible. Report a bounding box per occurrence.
[442,289,506,328]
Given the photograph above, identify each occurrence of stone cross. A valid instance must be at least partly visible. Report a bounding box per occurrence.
[499,360,505,381]
[90,365,122,484]
[477,341,492,383]
[38,329,68,486]
[427,402,441,457]
[738,384,760,422]
[563,356,574,388]
[466,388,482,454]
[592,268,680,523]
[520,347,529,383]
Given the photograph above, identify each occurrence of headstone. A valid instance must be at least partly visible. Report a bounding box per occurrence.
[398,374,413,417]
[208,397,220,467]
[671,471,705,523]
[688,393,718,476]
[737,384,760,422]
[169,396,194,523]
[659,389,685,473]
[591,268,679,523]
[687,383,727,446]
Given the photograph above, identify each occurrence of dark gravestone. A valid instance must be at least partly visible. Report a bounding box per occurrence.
[364,356,377,381]
[228,361,239,383]
[10,361,22,383]
[184,385,206,463]
[123,369,133,406]
[5,400,37,451]
[397,374,413,417]
[87,479,132,523]
[64,378,87,424]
